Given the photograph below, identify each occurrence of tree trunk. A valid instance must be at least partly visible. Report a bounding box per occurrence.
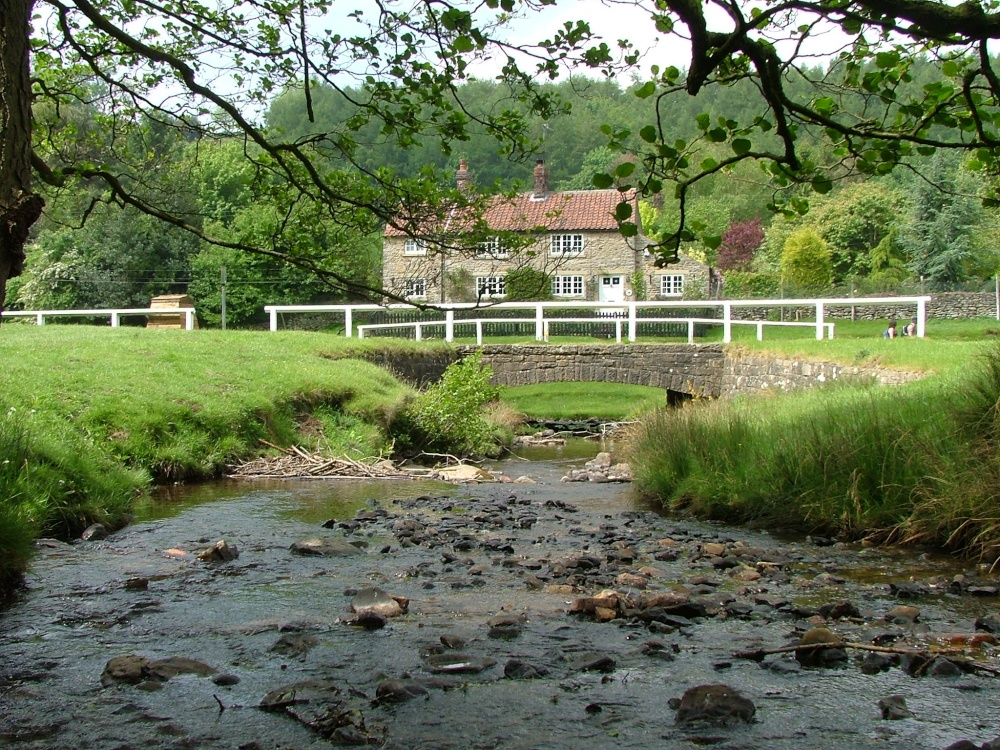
[0,0,43,315]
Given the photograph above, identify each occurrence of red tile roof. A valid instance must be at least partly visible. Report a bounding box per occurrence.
[384,188,637,237]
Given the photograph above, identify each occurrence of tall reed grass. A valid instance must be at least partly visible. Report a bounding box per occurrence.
[629,344,1000,560]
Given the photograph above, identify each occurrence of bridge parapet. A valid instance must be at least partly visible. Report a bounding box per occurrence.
[462,344,725,398]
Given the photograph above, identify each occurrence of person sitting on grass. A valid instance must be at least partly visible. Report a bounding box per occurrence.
[883,319,897,339]
[901,317,917,337]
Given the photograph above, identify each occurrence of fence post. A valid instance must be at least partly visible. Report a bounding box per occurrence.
[815,301,825,340]
[344,307,353,337]
[111,312,120,327]
[36,313,44,325]
[723,302,732,343]
[917,297,927,338]
[269,308,278,332]
[535,304,544,341]
[627,302,637,342]
[445,310,454,342]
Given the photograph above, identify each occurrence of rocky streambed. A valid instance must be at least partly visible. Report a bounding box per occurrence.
[2,445,1000,750]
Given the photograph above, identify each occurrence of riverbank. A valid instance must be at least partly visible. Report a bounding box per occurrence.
[627,341,1000,559]
[0,327,436,592]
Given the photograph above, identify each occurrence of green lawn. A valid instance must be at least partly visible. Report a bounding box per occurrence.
[500,382,665,420]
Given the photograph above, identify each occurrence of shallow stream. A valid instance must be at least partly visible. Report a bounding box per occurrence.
[2,439,999,749]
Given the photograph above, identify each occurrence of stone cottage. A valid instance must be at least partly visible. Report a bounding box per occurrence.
[382,160,710,304]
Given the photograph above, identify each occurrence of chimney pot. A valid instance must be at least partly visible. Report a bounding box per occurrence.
[456,160,472,193]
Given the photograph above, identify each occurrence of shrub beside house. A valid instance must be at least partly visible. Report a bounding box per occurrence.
[382,160,710,305]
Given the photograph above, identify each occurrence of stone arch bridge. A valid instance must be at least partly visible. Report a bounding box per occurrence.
[363,344,918,399]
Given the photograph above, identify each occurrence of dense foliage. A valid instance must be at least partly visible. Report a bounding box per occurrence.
[7,0,1000,317]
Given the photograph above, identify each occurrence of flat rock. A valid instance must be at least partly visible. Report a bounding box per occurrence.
[425,653,497,674]
[291,537,364,557]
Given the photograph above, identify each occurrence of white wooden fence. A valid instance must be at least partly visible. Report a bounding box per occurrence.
[264,297,930,344]
[1,307,197,330]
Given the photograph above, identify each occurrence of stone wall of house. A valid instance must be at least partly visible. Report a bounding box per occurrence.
[365,343,922,400]
[639,253,713,301]
[382,234,712,303]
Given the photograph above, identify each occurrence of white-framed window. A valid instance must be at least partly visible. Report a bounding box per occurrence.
[551,275,585,297]
[550,234,584,257]
[475,275,506,297]
[475,237,510,259]
[403,238,427,256]
[660,274,684,296]
[404,278,427,299]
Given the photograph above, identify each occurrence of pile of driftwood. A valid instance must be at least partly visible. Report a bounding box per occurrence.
[228,441,412,480]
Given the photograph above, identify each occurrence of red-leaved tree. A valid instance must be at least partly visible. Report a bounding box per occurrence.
[716,218,764,272]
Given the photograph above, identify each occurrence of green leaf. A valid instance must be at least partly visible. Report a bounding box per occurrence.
[707,128,727,142]
[614,161,636,178]
[620,221,639,237]
[635,80,656,99]
[875,50,899,69]
[592,173,614,189]
[614,202,633,221]
[696,113,710,131]
[639,125,658,143]
[452,36,474,53]
[704,234,722,250]
[942,60,959,77]
[700,157,718,171]
[811,178,833,194]
[732,138,751,155]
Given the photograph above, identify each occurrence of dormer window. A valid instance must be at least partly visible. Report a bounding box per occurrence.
[404,239,427,256]
[475,237,510,259]
[550,234,584,257]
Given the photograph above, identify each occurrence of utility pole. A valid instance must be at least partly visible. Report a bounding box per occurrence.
[220,266,227,330]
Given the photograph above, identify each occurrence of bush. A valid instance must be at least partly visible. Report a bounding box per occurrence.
[505,267,553,301]
[392,353,504,458]
[781,227,833,290]
[722,271,780,299]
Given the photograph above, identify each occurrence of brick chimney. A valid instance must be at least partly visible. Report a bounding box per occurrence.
[532,159,548,199]
[456,159,472,193]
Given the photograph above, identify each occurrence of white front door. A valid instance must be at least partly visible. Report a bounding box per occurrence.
[599,275,625,304]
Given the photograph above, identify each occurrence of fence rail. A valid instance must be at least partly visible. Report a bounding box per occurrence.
[1,307,197,330]
[265,297,930,343]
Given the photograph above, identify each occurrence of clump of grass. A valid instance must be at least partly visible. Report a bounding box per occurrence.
[628,356,1000,556]
[392,353,508,458]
